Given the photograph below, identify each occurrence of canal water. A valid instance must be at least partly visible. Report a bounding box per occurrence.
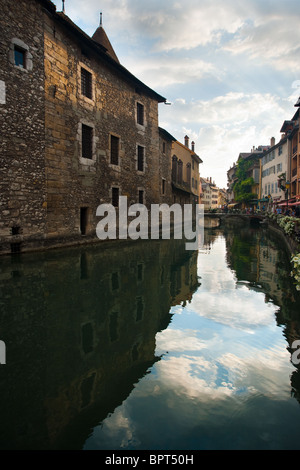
[0,223,300,450]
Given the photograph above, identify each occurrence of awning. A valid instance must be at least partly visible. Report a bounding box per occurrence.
[277,199,297,206]
[228,203,239,208]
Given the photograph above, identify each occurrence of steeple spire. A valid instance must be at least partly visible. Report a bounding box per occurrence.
[92,12,120,63]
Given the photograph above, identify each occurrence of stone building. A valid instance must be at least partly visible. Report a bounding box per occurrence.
[171,136,202,206]
[0,0,168,254]
[158,127,176,206]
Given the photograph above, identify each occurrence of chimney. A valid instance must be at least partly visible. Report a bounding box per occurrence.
[184,135,189,148]
[191,141,195,152]
[271,137,275,147]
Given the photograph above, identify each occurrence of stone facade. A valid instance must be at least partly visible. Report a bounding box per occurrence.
[0,0,55,254]
[0,0,167,254]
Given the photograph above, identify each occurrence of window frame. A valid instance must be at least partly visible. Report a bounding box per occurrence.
[9,38,33,71]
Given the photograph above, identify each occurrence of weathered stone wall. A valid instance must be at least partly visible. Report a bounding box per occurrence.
[44,13,162,243]
[0,0,47,254]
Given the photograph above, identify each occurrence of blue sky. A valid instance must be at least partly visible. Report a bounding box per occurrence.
[52,0,300,188]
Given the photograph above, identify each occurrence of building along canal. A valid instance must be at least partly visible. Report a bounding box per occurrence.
[0,220,300,450]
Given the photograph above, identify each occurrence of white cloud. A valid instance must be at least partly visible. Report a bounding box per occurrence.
[51,0,300,188]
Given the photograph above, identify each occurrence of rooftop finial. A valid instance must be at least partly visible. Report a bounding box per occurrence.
[100,12,102,27]
[62,0,65,13]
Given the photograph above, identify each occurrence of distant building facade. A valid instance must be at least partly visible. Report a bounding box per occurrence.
[171,136,202,206]
[200,177,218,210]
[260,136,289,207]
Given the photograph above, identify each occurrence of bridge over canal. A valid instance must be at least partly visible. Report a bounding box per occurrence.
[204,212,265,228]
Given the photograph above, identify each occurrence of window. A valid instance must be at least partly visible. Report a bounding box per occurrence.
[138,190,144,204]
[111,272,119,290]
[137,102,144,125]
[81,67,92,99]
[112,187,119,207]
[136,297,144,322]
[110,135,119,165]
[80,207,88,235]
[14,46,25,68]
[162,178,166,195]
[137,146,144,171]
[162,142,166,154]
[11,226,21,235]
[82,124,93,159]
[109,311,119,342]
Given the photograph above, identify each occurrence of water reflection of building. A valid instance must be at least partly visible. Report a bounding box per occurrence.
[224,224,300,406]
[0,238,198,449]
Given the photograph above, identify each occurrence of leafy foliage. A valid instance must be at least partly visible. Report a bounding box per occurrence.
[233,158,257,202]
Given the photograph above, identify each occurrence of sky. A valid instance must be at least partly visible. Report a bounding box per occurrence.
[52,0,300,189]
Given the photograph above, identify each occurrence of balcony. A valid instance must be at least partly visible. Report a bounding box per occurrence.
[292,167,298,178]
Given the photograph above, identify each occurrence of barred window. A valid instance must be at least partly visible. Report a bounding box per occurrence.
[82,124,93,159]
[81,67,92,99]
[110,135,119,165]
[137,145,144,171]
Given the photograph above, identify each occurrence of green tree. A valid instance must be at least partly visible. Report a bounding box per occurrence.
[233,158,257,203]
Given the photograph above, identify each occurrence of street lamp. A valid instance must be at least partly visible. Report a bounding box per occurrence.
[285,180,290,212]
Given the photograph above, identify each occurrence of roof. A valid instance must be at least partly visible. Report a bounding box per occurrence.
[280,120,294,133]
[260,135,287,156]
[174,141,203,164]
[38,0,56,11]
[44,7,166,103]
[159,127,177,142]
[92,23,120,63]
